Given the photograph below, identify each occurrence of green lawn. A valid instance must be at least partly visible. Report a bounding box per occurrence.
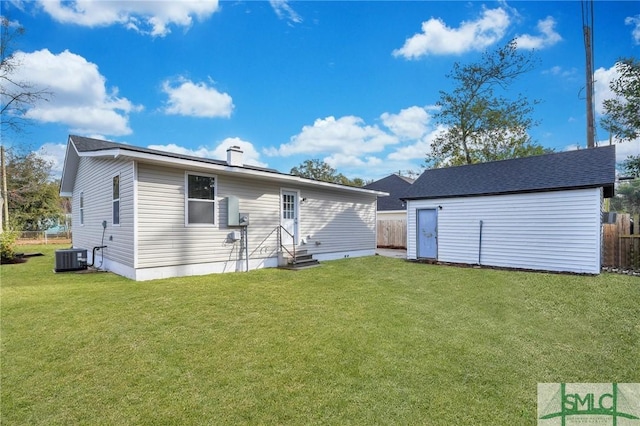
[1,245,638,425]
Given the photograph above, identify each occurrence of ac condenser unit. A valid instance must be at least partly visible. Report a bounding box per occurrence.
[55,249,87,272]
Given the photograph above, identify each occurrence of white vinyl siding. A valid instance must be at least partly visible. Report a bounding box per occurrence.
[71,157,135,268]
[298,187,377,255]
[137,164,281,269]
[407,188,602,274]
[136,163,378,270]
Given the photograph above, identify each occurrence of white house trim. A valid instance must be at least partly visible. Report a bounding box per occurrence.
[133,161,139,269]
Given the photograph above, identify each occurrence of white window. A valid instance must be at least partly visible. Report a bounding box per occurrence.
[186,173,216,226]
[282,193,295,219]
[79,192,84,226]
[113,175,120,226]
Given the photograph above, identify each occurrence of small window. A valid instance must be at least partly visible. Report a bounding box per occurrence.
[80,192,84,226]
[186,173,216,225]
[113,175,120,225]
[283,193,295,219]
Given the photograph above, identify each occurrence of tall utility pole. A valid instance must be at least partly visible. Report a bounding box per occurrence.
[582,0,596,148]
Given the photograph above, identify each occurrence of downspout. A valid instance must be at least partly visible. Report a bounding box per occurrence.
[478,220,483,265]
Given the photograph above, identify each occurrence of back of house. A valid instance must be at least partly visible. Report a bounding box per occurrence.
[60,135,386,280]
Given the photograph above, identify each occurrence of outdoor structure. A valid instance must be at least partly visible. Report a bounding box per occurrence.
[364,174,414,248]
[364,174,414,221]
[59,135,386,281]
[402,146,616,274]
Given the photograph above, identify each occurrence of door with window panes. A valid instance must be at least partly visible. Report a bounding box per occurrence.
[281,190,298,247]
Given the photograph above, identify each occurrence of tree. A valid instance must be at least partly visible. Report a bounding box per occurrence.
[601,58,640,181]
[610,179,640,215]
[290,159,364,187]
[427,40,546,168]
[1,16,51,134]
[622,155,640,178]
[601,57,640,143]
[5,149,64,231]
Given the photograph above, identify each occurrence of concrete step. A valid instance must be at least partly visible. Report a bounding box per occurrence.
[293,254,314,263]
[280,260,321,270]
[280,251,320,270]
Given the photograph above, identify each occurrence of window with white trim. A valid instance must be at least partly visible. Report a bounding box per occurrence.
[186,173,216,225]
[80,192,84,226]
[113,175,120,225]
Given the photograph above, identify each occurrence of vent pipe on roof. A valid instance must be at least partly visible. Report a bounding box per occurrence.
[226,146,243,167]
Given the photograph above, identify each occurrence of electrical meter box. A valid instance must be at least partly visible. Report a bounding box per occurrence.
[227,196,239,226]
[239,213,249,227]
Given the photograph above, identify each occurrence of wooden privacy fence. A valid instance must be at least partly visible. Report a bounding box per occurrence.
[377,219,406,249]
[603,213,640,270]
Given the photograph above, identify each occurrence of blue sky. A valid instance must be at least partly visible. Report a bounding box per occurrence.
[3,0,640,181]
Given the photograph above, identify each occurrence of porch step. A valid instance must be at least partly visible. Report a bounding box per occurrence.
[280,249,321,270]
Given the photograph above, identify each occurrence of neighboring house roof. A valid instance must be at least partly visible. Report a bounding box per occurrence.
[402,145,616,200]
[60,135,389,198]
[364,174,414,211]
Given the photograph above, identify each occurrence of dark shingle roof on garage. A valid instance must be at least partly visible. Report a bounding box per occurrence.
[402,145,616,200]
[364,174,414,211]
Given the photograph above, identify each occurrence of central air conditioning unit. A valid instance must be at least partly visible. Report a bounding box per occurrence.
[55,249,87,272]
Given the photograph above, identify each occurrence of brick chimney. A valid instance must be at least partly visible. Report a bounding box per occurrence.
[226,146,243,167]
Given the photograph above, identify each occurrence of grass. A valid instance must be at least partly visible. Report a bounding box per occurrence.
[1,245,638,425]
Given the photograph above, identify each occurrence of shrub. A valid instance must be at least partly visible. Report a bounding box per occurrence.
[1,230,19,262]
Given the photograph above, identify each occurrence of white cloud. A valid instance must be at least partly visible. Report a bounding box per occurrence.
[514,16,562,50]
[213,137,267,167]
[594,64,619,116]
[323,153,382,169]
[387,124,447,162]
[36,142,67,178]
[381,106,433,140]
[10,49,141,136]
[264,107,445,180]
[38,0,219,37]
[162,78,234,118]
[148,137,267,168]
[392,7,510,58]
[614,139,640,163]
[266,115,398,157]
[626,15,640,44]
[543,65,577,78]
[270,0,302,25]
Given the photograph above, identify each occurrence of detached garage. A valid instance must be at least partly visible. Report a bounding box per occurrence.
[402,146,616,274]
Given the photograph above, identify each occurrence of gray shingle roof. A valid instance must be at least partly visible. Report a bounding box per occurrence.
[402,145,616,200]
[69,135,278,173]
[364,174,414,211]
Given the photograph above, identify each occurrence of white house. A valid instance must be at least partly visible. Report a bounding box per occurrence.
[59,135,387,281]
[401,146,616,274]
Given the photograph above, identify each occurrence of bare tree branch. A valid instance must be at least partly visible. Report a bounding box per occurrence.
[0,16,52,135]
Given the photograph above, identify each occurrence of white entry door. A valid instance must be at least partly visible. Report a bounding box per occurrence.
[281,190,298,247]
